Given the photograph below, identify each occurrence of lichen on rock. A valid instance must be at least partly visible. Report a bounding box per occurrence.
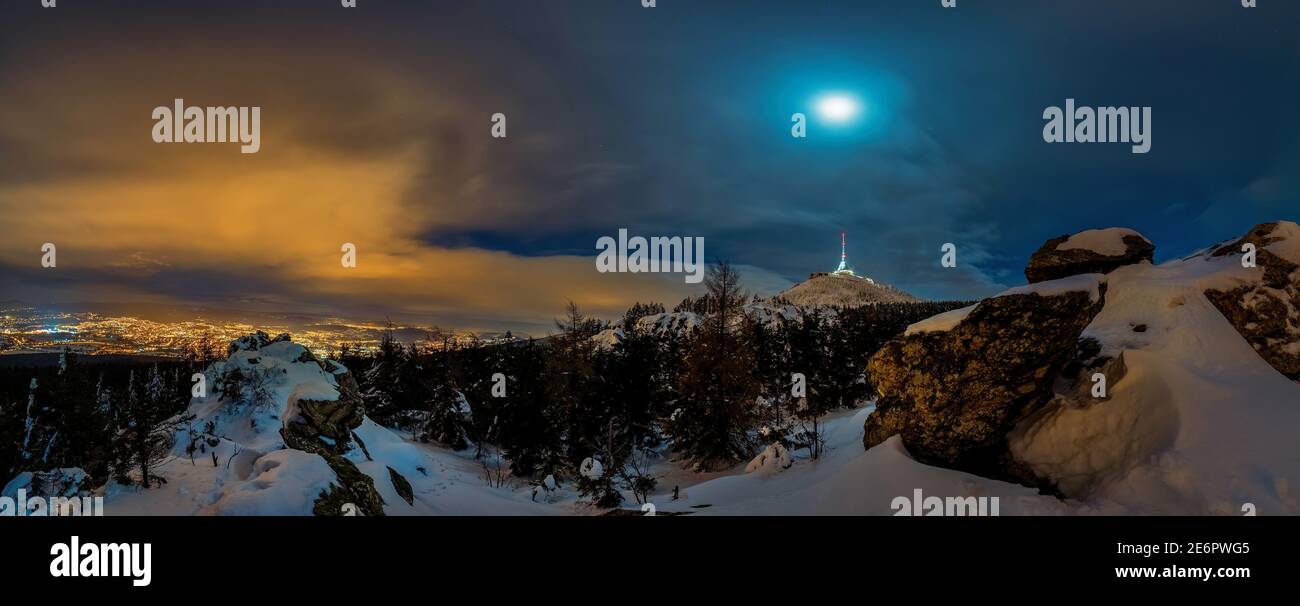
[1204,222,1300,380]
[865,277,1107,489]
[1025,228,1154,284]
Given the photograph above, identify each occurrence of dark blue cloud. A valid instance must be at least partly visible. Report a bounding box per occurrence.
[4,0,1298,317]
[395,0,1300,299]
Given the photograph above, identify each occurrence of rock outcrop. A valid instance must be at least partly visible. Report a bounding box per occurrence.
[1057,337,1128,403]
[1025,228,1154,284]
[311,457,387,516]
[226,330,292,356]
[281,361,365,454]
[1204,222,1300,380]
[865,281,1106,487]
[387,466,415,505]
[276,355,389,516]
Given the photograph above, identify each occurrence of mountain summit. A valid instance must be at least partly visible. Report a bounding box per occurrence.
[771,233,923,306]
[773,271,923,307]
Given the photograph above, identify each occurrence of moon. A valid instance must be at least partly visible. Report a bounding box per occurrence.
[814,93,861,123]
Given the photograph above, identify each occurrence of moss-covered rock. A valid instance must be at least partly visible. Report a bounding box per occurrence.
[312,455,386,516]
[276,361,387,516]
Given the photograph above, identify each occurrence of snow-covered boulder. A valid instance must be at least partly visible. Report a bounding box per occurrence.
[579,457,604,479]
[3,468,93,499]
[131,334,409,515]
[904,303,976,336]
[1203,221,1300,380]
[868,222,1300,514]
[745,443,793,475]
[865,273,1107,487]
[1025,228,1154,284]
[1005,226,1300,513]
[591,327,624,350]
[225,330,292,356]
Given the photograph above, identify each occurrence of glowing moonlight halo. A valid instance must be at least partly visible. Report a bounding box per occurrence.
[814,93,861,124]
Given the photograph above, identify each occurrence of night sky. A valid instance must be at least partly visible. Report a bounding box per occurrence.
[1,0,1297,334]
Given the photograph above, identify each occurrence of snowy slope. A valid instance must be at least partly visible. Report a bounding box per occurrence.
[592,311,703,349]
[106,339,349,515]
[644,407,1068,516]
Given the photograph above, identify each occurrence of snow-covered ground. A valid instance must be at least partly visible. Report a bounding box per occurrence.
[74,225,1300,515]
[635,407,1069,516]
[96,399,1072,516]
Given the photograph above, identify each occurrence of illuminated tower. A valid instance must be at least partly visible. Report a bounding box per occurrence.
[834,231,855,275]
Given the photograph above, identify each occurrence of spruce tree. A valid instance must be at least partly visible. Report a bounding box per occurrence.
[498,338,564,477]
[601,318,667,450]
[786,309,832,458]
[545,301,598,473]
[45,350,111,477]
[671,261,760,471]
[117,366,192,488]
[19,376,40,465]
[362,323,407,425]
[576,417,629,508]
[420,333,469,450]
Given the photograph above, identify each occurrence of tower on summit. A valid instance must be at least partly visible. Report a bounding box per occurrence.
[833,231,856,276]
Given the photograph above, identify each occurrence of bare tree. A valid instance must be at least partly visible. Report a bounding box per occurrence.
[479,446,510,488]
[620,447,658,505]
[244,367,277,412]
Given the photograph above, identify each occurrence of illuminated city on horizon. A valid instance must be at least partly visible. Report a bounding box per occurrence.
[0,306,496,357]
